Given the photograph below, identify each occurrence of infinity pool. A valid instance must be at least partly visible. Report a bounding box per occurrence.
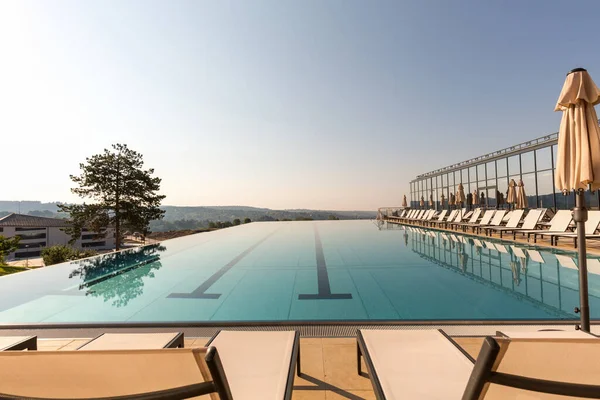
[0,220,598,324]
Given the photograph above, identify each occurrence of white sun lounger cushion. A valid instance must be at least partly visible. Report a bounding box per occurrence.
[209,330,296,400]
[359,330,472,399]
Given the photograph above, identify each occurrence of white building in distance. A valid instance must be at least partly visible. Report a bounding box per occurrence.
[0,213,115,260]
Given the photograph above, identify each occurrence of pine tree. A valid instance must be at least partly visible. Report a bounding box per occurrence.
[59,144,165,250]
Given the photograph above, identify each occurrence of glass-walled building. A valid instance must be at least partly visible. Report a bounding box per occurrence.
[410,131,599,211]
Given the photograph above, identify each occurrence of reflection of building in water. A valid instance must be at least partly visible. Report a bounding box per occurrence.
[69,244,166,307]
[407,229,597,319]
[410,128,600,211]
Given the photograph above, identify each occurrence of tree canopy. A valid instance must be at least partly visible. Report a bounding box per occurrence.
[0,236,20,265]
[59,144,165,250]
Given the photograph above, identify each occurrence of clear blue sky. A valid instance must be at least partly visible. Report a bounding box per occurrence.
[1,0,599,210]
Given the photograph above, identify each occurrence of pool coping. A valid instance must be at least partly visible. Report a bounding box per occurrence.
[1,320,597,339]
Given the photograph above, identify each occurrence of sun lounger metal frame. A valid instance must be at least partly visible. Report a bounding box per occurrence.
[206,330,301,400]
[462,336,600,400]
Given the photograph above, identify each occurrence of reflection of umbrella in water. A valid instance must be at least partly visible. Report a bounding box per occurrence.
[510,261,521,285]
[519,256,528,274]
[459,252,469,272]
[403,232,408,246]
[555,68,600,332]
[516,179,528,209]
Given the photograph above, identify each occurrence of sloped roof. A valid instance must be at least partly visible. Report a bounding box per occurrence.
[0,213,71,228]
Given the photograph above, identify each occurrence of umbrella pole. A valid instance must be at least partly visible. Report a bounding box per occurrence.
[574,189,590,332]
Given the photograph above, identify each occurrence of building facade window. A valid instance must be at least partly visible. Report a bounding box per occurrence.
[409,133,579,211]
[82,241,106,248]
[17,233,47,240]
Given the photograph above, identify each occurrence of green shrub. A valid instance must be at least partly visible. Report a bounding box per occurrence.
[42,245,98,266]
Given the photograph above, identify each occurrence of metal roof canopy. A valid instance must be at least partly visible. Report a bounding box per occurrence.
[411,132,558,183]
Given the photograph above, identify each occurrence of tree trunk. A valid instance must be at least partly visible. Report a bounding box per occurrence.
[115,155,121,251]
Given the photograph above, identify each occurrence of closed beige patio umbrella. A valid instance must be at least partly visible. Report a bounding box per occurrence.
[516,179,528,209]
[449,192,455,207]
[440,193,446,208]
[402,195,407,208]
[472,189,478,205]
[456,183,465,205]
[554,67,600,332]
[420,196,425,208]
[429,193,434,208]
[506,179,517,208]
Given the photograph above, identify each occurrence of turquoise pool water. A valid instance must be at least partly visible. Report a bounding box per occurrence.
[0,220,598,324]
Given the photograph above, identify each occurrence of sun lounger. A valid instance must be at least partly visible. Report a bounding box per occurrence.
[482,210,524,237]
[485,209,545,239]
[206,330,300,400]
[545,210,600,247]
[0,347,234,399]
[447,208,467,230]
[408,210,426,224]
[474,210,506,234]
[400,210,413,221]
[445,210,464,229]
[497,330,597,338]
[358,329,600,399]
[357,330,473,398]
[419,209,437,225]
[451,208,482,232]
[521,210,574,243]
[463,209,495,233]
[77,332,184,350]
[501,210,513,222]
[462,336,600,399]
[425,209,447,227]
[430,210,457,228]
[0,336,37,351]
[401,209,416,222]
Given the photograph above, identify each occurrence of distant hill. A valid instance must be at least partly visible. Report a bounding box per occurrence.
[0,201,377,232]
